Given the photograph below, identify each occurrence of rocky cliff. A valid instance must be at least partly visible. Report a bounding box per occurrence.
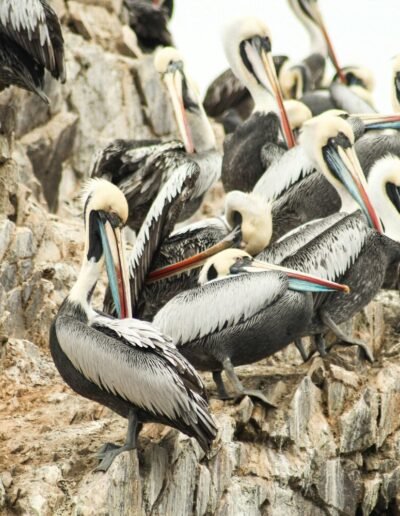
[1,2,400,515]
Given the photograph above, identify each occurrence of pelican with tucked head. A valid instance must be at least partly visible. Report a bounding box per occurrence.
[50,179,217,472]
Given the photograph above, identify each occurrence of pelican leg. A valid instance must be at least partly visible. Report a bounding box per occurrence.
[294,338,311,362]
[212,371,231,400]
[222,358,276,408]
[314,334,328,358]
[95,409,139,472]
[320,311,374,362]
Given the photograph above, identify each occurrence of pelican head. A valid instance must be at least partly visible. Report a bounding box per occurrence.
[198,248,349,292]
[368,156,400,241]
[225,191,272,255]
[223,17,295,148]
[333,66,375,106]
[299,114,382,232]
[279,63,311,100]
[287,0,345,83]
[284,100,312,131]
[392,55,400,113]
[74,179,131,318]
[154,47,216,152]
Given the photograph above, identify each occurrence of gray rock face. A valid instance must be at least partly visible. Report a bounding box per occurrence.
[1,2,400,516]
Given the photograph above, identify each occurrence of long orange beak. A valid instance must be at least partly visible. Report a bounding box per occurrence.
[100,222,132,318]
[235,258,350,293]
[260,48,296,148]
[147,228,240,283]
[311,4,346,84]
[163,71,195,153]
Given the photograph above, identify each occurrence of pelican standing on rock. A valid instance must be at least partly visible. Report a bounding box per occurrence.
[50,179,217,471]
[0,0,66,102]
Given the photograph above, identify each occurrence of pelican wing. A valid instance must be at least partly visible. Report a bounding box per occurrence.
[0,0,65,81]
[253,146,315,203]
[203,68,249,118]
[0,33,47,101]
[55,313,210,424]
[269,173,341,241]
[153,271,287,345]
[128,159,200,310]
[260,212,346,265]
[281,211,370,282]
[329,82,376,115]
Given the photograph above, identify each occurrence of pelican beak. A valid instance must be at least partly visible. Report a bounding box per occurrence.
[98,219,132,318]
[308,3,346,84]
[323,141,383,233]
[357,113,400,131]
[231,257,350,293]
[163,65,195,153]
[146,227,241,283]
[244,37,296,148]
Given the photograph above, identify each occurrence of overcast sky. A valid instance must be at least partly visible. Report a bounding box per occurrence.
[170,0,398,111]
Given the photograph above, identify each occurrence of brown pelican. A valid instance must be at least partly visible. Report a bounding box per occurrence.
[0,0,65,101]
[392,55,400,113]
[123,0,173,51]
[50,179,217,471]
[153,248,348,403]
[221,17,296,193]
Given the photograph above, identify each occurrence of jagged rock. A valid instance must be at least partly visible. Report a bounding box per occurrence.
[134,55,178,137]
[68,1,124,53]
[21,112,79,211]
[339,388,379,453]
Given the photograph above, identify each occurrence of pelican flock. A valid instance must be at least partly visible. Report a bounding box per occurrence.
[5,0,398,474]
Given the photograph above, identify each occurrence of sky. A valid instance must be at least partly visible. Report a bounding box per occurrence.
[170,0,399,111]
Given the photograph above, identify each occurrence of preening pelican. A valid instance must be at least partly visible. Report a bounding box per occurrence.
[50,179,217,471]
[154,248,348,403]
[0,0,65,101]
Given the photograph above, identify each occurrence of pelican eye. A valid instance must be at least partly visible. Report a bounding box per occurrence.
[230,256,253,274]
[165,60,184,75]
[105,211,122,228]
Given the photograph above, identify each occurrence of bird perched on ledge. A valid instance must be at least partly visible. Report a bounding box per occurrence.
[49,179,217,472]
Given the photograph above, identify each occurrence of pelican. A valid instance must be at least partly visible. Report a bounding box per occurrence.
[91,47,220,231]
[50,179,217,471]
[254,112,400,240]
[392,55,400,113]
[153,248,348,403]
[123,0,173,51]
[0,0,65,101]
[221,17,296,193]
[135,189,272,320]
[260,115,400,360]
